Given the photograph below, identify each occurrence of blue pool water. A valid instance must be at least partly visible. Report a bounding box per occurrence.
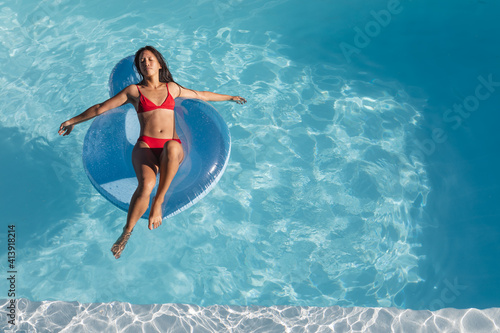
[1,0,499,320]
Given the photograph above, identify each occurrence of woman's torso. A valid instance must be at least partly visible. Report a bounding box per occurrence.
[131,82,179,139]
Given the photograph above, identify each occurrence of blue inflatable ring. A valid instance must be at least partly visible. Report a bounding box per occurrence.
[82,56,231,219]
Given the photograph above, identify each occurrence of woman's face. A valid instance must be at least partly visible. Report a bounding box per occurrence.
[139,50,162,77]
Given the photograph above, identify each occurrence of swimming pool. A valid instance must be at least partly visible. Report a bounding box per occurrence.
[1,0,500,329]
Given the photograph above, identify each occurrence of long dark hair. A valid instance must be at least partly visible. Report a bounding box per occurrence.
[134,45,196,95]
[134,45,174,84]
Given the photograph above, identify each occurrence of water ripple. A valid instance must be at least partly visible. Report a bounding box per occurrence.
[2,299,499,332]
[1,0,429,308]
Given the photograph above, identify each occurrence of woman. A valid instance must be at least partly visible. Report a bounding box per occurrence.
[59,46,246,259]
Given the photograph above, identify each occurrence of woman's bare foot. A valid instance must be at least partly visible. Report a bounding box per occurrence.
[111,228,132,259]
[148,199,163,230]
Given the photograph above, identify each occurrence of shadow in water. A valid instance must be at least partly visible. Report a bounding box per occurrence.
[403,106,500,310]
[0,126,79,248]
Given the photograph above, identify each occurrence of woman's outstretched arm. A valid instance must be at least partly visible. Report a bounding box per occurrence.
[173,83,247,104]
[58,85,135,136]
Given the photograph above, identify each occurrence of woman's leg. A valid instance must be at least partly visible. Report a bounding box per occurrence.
[111,142,159,259]
[148,140,184,230]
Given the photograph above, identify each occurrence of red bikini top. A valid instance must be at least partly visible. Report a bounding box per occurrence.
[136,83,175,113]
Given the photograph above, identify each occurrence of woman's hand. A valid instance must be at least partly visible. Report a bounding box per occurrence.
[58,121,74,136]
[57,86,132,137]
[231,96,247,104]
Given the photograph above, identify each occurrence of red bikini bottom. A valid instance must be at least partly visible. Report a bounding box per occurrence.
[137,135,182,160]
